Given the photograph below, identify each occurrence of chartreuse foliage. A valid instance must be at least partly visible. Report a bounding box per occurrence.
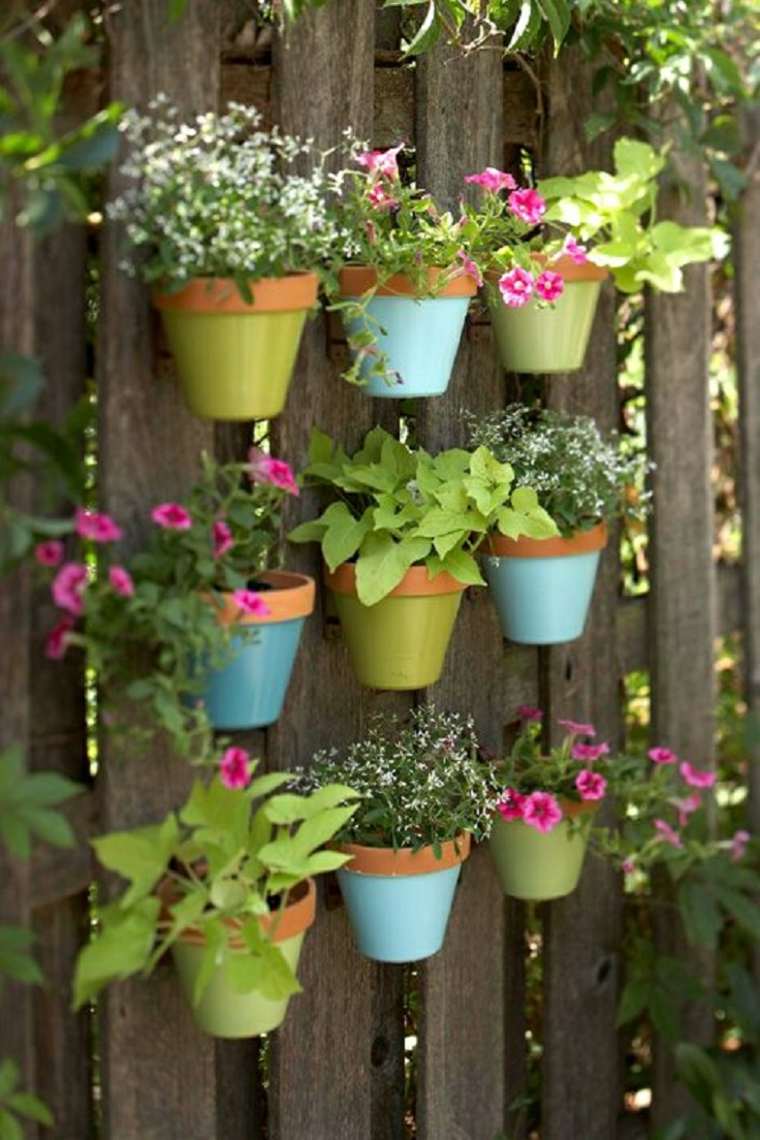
[539,138,727,294]
[289,426,557,606]
[73,767,359,1010]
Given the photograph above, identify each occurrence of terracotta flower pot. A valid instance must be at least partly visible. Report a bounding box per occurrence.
[338,266,476,397]
[324,562,467,689]
[336,835,471,961]
[487,256,608,374]
[153,273,318,420]
[170,878,316,1038]
[489,802,597,900]
[482,522,607,644]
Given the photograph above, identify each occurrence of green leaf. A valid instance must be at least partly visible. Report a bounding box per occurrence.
[225,938,301,1002]
[613,137,664,181]
[5,1092,53,1126]
[73,897,160,1008]
[616,978,649,1026]
[355,532,428,606]
[321,503,372,572]
[91,816,179,907]
[536,0,570,52]
[439,547,483,587]
[403,0,441,56]
[677,881,722,949]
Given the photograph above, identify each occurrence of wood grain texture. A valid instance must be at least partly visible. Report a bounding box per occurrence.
[414,32,511,1140]
[97,4,224,1137]
[539,47,623,1140]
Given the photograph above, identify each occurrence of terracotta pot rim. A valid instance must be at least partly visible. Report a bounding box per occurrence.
[153,272,319,314]
[485,256,608,285]
[483,521,608,559]
[338,265,477,299]
[165,878,316,948]
[336,833,471,876]
[210,571,316,626]
[324,561,468,600]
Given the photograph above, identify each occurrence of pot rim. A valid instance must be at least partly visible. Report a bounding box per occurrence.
[483,521,608,559]
[338,265,477,299]
[485,256,608,286]
[336,833,471,876]
[163,877,316,949]
[153,272,319,314]
[210,570,316,626]
[325,561,467,601]
[493,797,600,825]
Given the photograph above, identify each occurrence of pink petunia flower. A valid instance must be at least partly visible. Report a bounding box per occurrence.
[357,144,403,179]
[498,266,534,308]
[219,746,251,791]
[535,269,565,303]
[52,561,88,616]
[559,719,596,738]
[563,236,589,265]
[45,615,75,660]
[575,768,607,801]
[35,540,64,567]
[730,829,750,862]
[152,502,192,530]
[622,857,636,875]
[464,167,517,193]
[108,565,134,598]
[571,742,610,763]
[75,508,122,544]
[522,791,563,834]
[507,187,547,226]
[367,183,398,211]
[649,746,678,765]
[517,705,543,722]
[212,520,234,560]
[232,589,272,618]
[497,787,526,822]
[456,248,483,288]
[247,448,299,496]
[679,762,716,790]
[654,819,682,848]
[672,792,701,828]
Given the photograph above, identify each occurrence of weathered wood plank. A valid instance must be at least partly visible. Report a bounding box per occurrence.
[539,46,623,1140]
[97,3,225,1137]
[414,31,511,1140]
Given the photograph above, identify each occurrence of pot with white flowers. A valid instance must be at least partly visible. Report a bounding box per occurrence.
[289,426,556,689]
[304,707,493,962]
[468,404,647,645]
[460,139,722,374]
[110,100,343,420]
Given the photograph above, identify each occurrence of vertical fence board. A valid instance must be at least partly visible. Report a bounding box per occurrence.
[645,139,715,1130]
[97,4,225,1137]
[539,48,623,1140]
[414,36,511,1140]
[268,7,403,1140]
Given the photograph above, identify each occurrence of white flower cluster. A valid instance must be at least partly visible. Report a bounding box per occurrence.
[108,96,347,285]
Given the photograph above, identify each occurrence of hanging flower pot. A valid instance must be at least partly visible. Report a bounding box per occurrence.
[171,879,316,1038]
[487,257,608,374]
[153,273,318,420]
[482,523,607,645]
[489,802,596,901]
[336,835,471,962]
[324,562,466,689]
[201,571,315,730]
[338,267,476,397]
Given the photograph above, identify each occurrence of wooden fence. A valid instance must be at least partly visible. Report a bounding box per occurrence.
[1,2,758,1138]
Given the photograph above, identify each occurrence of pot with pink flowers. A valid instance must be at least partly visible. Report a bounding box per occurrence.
[488,710,611,901]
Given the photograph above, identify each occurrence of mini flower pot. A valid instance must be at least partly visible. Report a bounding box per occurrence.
[202,571,315,729]
[336,835,471,962]
[170,879,316,1038]
[489,803,596,901]
[487,258,608,374]
[482,523,607,645]
[338,267,476,398]
[324,563,466,689]
[153,273,318,420]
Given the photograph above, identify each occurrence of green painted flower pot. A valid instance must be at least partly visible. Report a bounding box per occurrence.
[488,804,596,901]
[170,880,315,1038]
[487,259,608,374]
[325,563,466,690]
[154,274,318,421]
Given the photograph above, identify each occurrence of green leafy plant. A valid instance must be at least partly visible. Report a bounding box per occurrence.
[466,404,648,536]
[302,705,494,849]
[73,766,358,1009]
[288,425,557,606]
[0,1058,53,1138]
[38,450,299,766]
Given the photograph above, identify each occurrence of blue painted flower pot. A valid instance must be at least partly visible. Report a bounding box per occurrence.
[336,835,470,963]
[339,267,476,398]
[482,524,607,645]
[202,571,315,730]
